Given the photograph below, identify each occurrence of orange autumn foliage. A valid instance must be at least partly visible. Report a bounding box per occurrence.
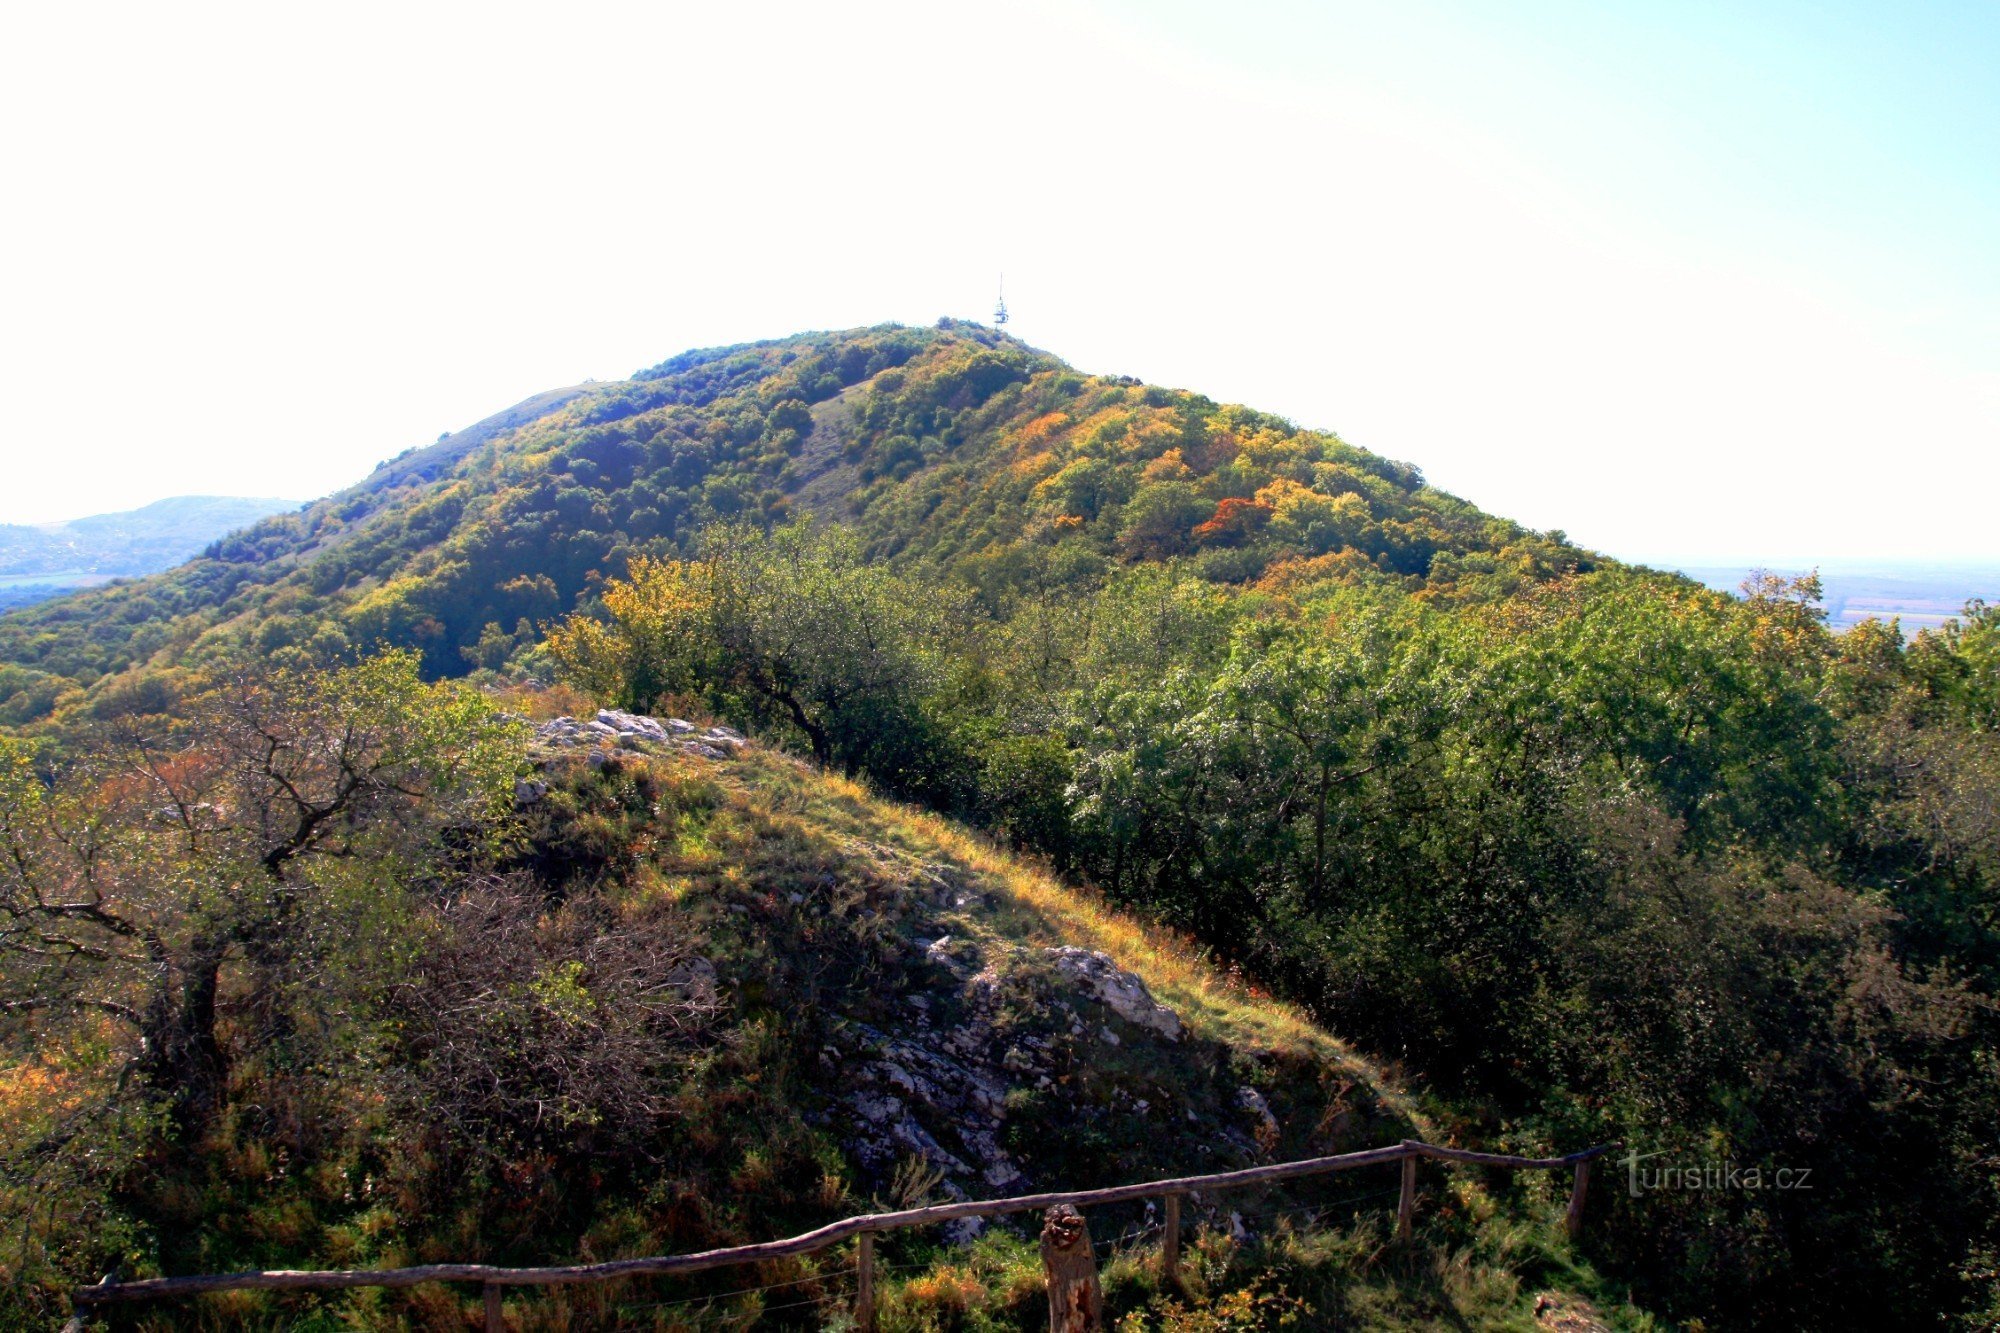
[1191,497,1273,546]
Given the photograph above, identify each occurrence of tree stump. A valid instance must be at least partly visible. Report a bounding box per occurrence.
[1040,1204,1104,1332]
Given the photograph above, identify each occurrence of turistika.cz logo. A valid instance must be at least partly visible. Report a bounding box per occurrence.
[1623,1148,1813,1197]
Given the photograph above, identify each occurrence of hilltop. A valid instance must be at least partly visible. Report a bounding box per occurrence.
[0,322,1588,723]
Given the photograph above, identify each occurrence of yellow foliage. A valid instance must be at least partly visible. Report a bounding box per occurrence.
[1235,427,1308,473]
[0,1026,121,1155]
[1252,549,1380,595]
[1010,449,1061,482]
[897,1263,986,1313]
[1254,480,1369,554]
[1131,417,1182,453]
[546,555,715,705]
[1016,411,1072,446]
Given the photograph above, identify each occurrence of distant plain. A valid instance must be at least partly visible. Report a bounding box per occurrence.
[1671,562,2000,632]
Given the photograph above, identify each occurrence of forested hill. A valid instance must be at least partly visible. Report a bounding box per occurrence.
[0,322,1590,723]
[0,496,298,580]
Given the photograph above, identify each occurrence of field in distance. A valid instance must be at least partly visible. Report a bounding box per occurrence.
[1673,562,1999,632]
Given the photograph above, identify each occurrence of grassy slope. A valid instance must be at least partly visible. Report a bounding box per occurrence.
[494,729,1654,1332]
[0,710,1654,1331]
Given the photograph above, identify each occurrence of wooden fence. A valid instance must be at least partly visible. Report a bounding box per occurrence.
[64,1138,1616,1331]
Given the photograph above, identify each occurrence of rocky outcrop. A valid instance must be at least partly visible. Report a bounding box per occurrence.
[818,929,1208,1215]
[1235,1085,1280,1148]
[1043,947,1184,1040]
[513,710,747,806]
[534,710,747,760]
[512,705,1386,1229]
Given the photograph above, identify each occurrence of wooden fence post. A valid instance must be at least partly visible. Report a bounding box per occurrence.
[482,1282,502,1333]
[1395,1154,1417,1243]
[1565,1160,1591,1241]
[856,1231,877,1332]
[1160,1194,1181,1287]
[1041,1205,1103,1333]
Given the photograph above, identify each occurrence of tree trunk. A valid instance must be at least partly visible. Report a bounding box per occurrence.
[1565,1159,1591,1240]
[776,689,831,767]
[1313,764,1329,900]
[1040,1205,1103,1333]
[143,945,230,1129]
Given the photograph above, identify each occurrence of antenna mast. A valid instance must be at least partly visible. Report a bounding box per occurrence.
[993,274,1009,327]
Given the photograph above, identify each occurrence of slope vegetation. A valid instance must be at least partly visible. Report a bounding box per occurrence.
[2,682,1645,1329]
[4,324,1995,1327]
[0,323,1586,722]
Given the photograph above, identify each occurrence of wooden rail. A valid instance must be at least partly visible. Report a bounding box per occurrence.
[65,1138,1616,1330]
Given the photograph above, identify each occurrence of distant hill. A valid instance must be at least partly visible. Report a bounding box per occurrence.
[0,495,297,611]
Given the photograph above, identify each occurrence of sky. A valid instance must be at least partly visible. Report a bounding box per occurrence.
[0,0,1993,565]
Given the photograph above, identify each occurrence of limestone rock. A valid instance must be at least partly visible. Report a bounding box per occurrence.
[1044,947,1184,1040]
[532,710,749,761]
[1236,1086,1280,1144]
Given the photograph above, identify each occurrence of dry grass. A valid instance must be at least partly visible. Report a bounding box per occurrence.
[707,747,1433,1139]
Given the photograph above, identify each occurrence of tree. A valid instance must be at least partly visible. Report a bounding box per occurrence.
[1117,482,1207,558]
[384,874,722,1169]
[550,520,961,775]
[0,652,521,1128]
[1203,614,1429,904]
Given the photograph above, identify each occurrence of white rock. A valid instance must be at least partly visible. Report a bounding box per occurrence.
[598,708,669,740]
[1044,947,1184,1040]
[1236,1086,1280,1140]
[851,1092,903,1125]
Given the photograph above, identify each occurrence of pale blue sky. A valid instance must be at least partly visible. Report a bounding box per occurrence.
[0,0,1992,563]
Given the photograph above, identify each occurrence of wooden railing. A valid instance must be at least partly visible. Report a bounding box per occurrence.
[64,1138,1617,1331]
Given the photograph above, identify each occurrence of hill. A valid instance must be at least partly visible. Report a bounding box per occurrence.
[1675,562,2000,633]
[0,322,1587,722]
[0,495,296,613]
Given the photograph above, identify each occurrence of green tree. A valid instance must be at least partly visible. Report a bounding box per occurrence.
[551,520,963,776]
[1204,615,1433,902]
